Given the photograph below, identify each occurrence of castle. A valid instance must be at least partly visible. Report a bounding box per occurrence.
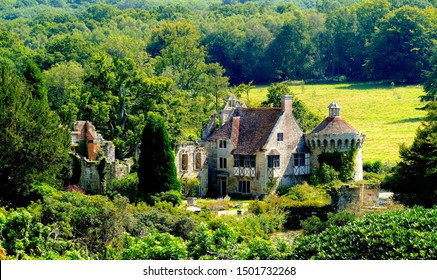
[176,95,365,198]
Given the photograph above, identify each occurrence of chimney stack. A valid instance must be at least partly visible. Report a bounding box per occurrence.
[281,95,293,114]
[231,116,240,147]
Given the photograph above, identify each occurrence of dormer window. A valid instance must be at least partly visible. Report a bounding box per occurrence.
[219,140,227,149]
[277,133,284,141]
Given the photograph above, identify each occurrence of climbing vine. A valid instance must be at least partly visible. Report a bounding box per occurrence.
[317,150,357,182]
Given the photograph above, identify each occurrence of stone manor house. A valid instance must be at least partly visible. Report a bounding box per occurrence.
[177,94,365,198]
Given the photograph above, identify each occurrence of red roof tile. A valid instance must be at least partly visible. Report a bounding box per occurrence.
[209,108,282,155]
[311,116,359,135]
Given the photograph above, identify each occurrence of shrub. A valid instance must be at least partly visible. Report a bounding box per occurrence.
[106,230,187,260]
[293,207,437,259]
[152,190,182,206]
[248,200,266,215]
[106,173,139,203]
[181,177,200,197]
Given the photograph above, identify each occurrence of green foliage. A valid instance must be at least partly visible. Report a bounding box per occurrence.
[422,54,437,102]
[0,65,71,206]
[264,194,332,229]
[316,150,357,182]
[284,182,331,202]
[310,163,340,186]
[107,230,187,260]
[137,113,180,202]
[134,201,198,240]
[152,190,183,206]
[363,160,384,174]
[181,177,200,196]
[262,82,322,132]
[384,101,437,206]
[301,211,356,234]
[293,207,437,259]
[365,5,436,83]
[106,173,139,203]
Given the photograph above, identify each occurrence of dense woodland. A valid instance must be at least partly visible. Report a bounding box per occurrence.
[0,0,437,260]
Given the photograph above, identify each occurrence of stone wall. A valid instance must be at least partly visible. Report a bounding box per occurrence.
[331,184,380,212]
[70,153,132,194]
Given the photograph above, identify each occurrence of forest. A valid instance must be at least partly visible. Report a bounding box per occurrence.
[0,0,437,260]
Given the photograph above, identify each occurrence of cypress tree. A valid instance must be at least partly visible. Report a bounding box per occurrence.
[137,113,180,202]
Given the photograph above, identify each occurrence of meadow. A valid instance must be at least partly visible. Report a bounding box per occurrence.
[244,82,427,163]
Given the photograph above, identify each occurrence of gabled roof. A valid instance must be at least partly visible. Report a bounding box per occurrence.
[310,116,359,135]
[209,107,282,155]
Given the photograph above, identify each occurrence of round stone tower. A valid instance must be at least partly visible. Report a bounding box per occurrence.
[305,102,366,181]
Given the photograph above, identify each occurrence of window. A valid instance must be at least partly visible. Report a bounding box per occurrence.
[219,157,227,169]
[238,181,251,193]
[277,132,284,141]
[219,140,227,149]
[294,153,305,166]
[181,153,189,171]
[268,155,280,168]
[194,152,202,170]
[234,155,256,168]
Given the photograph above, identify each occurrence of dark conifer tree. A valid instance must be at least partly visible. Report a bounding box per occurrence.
[0,65,70,206]
[137,113,180,202]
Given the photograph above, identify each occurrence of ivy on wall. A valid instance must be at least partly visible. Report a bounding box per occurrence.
[317,150,357,182]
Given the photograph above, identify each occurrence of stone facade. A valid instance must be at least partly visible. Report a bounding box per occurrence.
[176,96,365,198]
[305,103,366,181]
[69,121,131,194]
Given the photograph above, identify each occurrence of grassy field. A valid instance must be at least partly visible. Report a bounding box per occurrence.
[242,82,427,163]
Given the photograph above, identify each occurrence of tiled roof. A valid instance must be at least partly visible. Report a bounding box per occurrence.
[209,107,282,155]
[311,116,359,135]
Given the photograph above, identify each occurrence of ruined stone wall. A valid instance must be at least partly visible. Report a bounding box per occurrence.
[331,184,380,212]
[71,154,132,194]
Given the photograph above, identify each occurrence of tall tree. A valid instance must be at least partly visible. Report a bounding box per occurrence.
[365,6,436,83]
[0,65,70,206]
[267,12,313,80]
[385,101,437,207]
[23,60,48,101]
[422,54,437,101]
[261,82,322,132]
[137,113,180,202]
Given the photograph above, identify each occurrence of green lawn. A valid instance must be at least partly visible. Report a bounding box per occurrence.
[243,82,427,163]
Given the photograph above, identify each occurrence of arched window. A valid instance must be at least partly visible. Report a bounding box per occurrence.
[181,152,189,171]
[337,139,342,149]
[344,139,349,149]
[323,139,328,147]
[330,139,335,149]
[317,139,321,147]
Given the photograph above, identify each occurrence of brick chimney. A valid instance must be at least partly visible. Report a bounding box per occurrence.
[230,116,240,147]
[281,95,292,114]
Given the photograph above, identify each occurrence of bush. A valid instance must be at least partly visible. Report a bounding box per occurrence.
[363,160,384,174]
[248,200,266,215]
[22,183,58,204]
[106,173,139,202]
[181,177,200,197]
[152,190,182,206]
[293,207,437,259]
[301,211,356,235]
[106,230,187,260]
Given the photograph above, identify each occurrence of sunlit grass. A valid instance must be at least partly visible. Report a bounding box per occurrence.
[243,82,426,163]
